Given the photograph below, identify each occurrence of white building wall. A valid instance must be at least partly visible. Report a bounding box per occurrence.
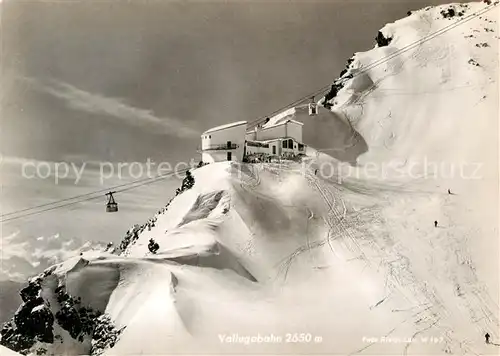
[256,125,287,141]
[278,139,296,156]
[201,123,247,163]
[286,121,303,143]
[201,118,305,163]
[201,124,246,149]
[269,140,280,156]
[245,131,257,141]
[254,121,303,143]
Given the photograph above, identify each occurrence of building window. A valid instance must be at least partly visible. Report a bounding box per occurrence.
[227,152,232,161]
[272,146,276,155]
[283,140,287,148]
[288,139,293,148]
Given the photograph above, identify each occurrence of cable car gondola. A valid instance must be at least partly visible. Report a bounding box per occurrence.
[308,96,318,116]
[105,191,118,213]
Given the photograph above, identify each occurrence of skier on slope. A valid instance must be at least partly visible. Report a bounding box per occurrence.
[485,332,490,344]
[434,220,438,228]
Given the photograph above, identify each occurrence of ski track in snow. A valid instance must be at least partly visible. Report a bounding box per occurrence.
[255,154,498,356]
[308,163,498,355]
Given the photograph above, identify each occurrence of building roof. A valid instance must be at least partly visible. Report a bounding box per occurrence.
[246,140,270,147]
[284,119,304,126]
[202,121,247,135]
[255,139,280,144]
[246,119,303,134]
[262,107,296,129]
[253,136,302,144]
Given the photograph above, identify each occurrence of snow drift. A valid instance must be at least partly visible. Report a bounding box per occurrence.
[1,2,499,355]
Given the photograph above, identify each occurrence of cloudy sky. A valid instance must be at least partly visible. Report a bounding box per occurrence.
[0,0,469,282]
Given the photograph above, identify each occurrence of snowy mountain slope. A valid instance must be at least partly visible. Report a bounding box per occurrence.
[1,2,499,355]
[2,162,412,355]
[0,345,21,356]
[317,1,500,352]
[323,0,499,316]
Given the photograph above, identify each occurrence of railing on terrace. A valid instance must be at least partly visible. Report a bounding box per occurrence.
[246,141,269,148]
[199,143,239,151]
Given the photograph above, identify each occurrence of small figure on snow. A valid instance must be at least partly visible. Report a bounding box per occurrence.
[315,169,318,176]
[148,238,160,254]
[485,332,490,344]
[434,220,438,228]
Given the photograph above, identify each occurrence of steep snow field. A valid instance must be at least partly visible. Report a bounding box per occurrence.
[0,345,20,356]
[1,2,499,355]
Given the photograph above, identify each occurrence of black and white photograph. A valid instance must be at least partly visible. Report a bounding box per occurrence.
[0,0,499,355]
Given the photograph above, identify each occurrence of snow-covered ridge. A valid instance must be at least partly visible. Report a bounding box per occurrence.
[1,2,499,355]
